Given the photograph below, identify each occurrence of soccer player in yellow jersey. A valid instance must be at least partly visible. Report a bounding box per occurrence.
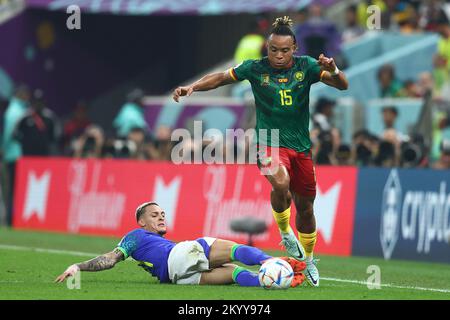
[173,16,348,287]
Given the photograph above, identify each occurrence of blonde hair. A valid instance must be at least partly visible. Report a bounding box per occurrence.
[272,16,294,28]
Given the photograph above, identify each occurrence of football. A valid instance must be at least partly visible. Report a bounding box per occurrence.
[258,258,294,289]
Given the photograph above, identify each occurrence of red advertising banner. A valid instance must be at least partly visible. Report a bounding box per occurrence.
[13,158,357,256]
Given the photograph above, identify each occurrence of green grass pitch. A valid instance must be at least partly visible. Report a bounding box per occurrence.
[0,227,449,300]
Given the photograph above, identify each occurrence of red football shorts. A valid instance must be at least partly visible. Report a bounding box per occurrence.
[257,146,317,197]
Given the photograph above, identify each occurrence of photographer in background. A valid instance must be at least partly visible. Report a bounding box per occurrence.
[335,144,353,166]
[432,139,450,169]
[72,125,105,158]
[311,97,342,165]
[14,89,60,157]
[148,125,173,161]
[2,84,30,226]
[62,100,92,155]
[314,131,336,165]
[126,127,148,160]
[399,133,429,168]
[352,130,378,166]
[113,88,148,138]
[374,140,398,167]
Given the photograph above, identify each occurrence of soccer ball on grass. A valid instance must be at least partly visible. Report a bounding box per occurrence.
[258,258,294,289]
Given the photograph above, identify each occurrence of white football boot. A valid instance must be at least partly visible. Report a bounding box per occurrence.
[279,228,306,262]
[304,258,320,287]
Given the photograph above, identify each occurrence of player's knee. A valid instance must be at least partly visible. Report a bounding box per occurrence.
[271,177,290,193]
[298,203,314,218]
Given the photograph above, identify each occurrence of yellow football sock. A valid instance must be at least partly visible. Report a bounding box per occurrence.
[298,231,317,259]
[272,207,291,233]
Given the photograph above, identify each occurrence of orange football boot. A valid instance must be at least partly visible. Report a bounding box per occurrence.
[279,256,307,274]
[290,273,306,287]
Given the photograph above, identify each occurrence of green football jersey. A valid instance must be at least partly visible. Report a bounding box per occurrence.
[231,56,323,152]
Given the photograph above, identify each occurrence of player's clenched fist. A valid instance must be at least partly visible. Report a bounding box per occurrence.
[55,264,80,283]
[172,86,194,102]
[317,53,337,73]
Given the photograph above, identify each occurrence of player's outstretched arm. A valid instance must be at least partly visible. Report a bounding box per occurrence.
[317,54,349,91]
[54,248,124,283]
[172,70,235,102]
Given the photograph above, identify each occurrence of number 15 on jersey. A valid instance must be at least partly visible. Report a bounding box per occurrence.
[279,89,292,106]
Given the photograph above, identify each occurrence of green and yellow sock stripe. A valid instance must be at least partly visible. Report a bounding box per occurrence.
[230,244,241,261]
[232,266,247,282]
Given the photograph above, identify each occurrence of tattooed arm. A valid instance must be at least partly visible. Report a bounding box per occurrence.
[55,248,124,283]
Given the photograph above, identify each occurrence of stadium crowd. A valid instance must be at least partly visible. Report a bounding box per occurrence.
[1,0,450,223]
[1,1,449,163]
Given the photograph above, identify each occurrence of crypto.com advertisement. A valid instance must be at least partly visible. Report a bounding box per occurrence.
[13,157,357,255]
[353,168,450,263]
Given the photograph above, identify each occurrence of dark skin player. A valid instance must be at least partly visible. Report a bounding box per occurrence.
[173,33,348,236]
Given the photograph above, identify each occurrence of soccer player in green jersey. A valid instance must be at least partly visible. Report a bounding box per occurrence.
[172,16,348,287]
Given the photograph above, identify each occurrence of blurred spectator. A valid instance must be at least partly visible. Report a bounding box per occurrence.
[399,5,421,33]
[403,79,422,97]
[2,85,30,163]
[381,106,407,141]
[374,140,398,167]
[342,5,366,43]
[62,100,92,154]
[352,129,378,166]
[381,0,416,31]
[432,139,450,169]
[293,7,308,27]
[315,131,336,165]
[148,125,173,161]
[111,139,137,159]
[0,97,8,142]
[335,144,353,165]
[234,16,269,64]
[379,105,409,167]
[432,9,450,97]
[377,64,405,97]
[2,84,30,226]
[72,125,104,158]
[113,88,148,138]
[417,72,435,96]
[312,97,335,133]
[127,127,148,160]
[400,133,428,167]
[418,0,447,32]
[14,89,60,157]
[312,97,343,164]
[295,3,347,68]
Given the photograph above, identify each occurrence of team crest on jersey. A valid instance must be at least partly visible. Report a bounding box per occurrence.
[260,74,270,86]
[294,71,304,82]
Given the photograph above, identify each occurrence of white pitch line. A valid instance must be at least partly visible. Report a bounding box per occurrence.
[0,244,98,257]
[322,277,450,294]
[0,244,135,262]
[1,244,449,294]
